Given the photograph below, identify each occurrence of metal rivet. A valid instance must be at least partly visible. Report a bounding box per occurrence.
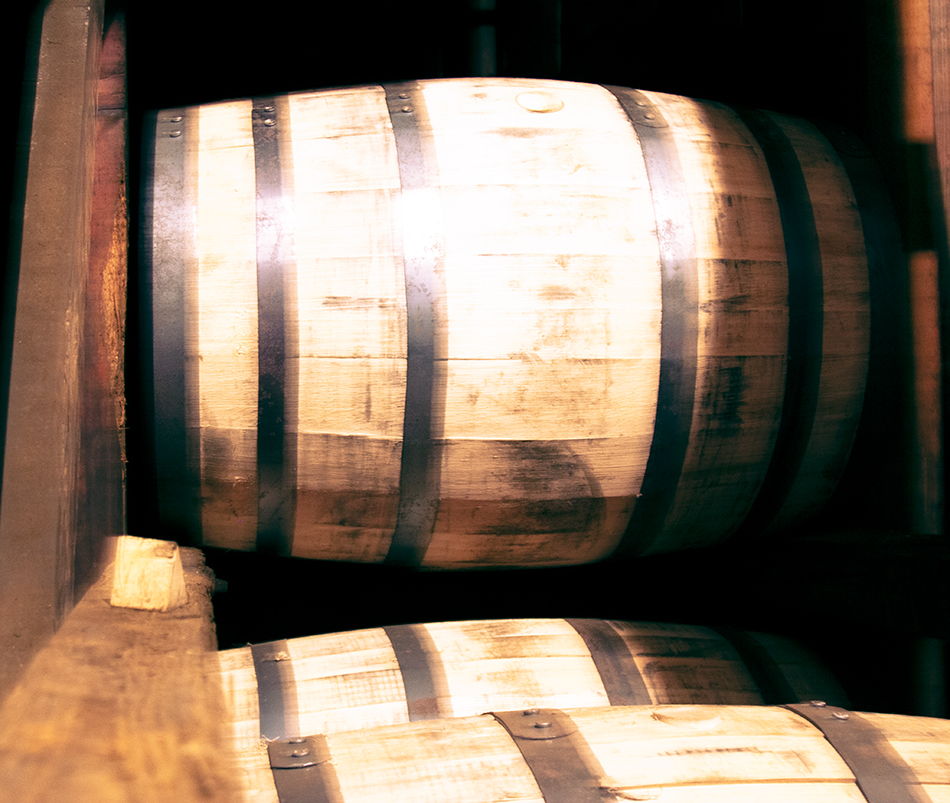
[644,113,656,120]
[635,100,647,107]
[398,93,410,99]
[291,748,310,757]
[288,738,305,744]
[169,131,182,138]
[262,105,276,112]
[523,708,540,716]
[809,700,827,708]
[264,118,276,127]
[401,106,413,113]
[169,115,183,122]
[832,711,850,721]
[534,721,552,729]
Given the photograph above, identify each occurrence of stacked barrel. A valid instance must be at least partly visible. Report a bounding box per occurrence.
[142,79,948,801]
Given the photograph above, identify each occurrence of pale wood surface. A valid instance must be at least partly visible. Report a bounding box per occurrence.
[228,703,950,803]
[192,100,260,550]
[0,546,239,803]
[159,77,876,566]
[109,535,188,612]
[216,618,849,755]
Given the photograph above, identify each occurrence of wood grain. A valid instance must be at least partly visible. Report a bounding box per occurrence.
[149,77,878,566]
[764,114,870,533]
[0,546,239,802]
[227,704,950,803]
[1,0,124,699]
[216,618,849,751]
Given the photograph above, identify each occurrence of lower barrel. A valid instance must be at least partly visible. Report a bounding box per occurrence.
[216,618,848,745]
[233,703,950,803]
[144,77,880,567]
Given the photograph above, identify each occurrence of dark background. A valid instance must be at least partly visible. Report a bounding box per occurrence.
[7,0,947,717]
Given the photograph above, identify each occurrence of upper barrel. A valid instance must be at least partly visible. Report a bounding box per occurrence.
[143,78,878,568]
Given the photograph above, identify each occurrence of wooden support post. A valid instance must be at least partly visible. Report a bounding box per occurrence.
[0,0,127,702]
[897,0,945,533]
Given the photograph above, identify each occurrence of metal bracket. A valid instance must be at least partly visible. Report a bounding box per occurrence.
[491,708,578,740]
[268,736,332,769]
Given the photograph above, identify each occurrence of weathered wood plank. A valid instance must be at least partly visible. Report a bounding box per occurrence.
[0,0,122,702]
[0,546,239,803]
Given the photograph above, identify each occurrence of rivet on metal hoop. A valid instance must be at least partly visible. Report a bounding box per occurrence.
[169,130,182,138]
[401,106,413,113]
[263,118,276,127]
[832,711,850,721]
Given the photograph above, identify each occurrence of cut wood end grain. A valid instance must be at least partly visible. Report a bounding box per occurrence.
[110,534,188,611]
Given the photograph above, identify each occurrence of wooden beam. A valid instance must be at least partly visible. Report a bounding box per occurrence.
[0,0,126,701]
[0,546,239,802]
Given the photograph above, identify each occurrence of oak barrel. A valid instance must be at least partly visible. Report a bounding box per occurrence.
[231,703,950,802]
[216,618,848,746]
[144,78,878,567]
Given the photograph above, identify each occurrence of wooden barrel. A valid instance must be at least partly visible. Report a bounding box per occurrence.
[216,618,849,746]
[144,78,878,567]
[232,703,950,802]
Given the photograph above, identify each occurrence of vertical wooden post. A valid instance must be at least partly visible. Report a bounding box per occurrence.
[0,0,125,702]
[929,0,950,535]
[896,0,944,534]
